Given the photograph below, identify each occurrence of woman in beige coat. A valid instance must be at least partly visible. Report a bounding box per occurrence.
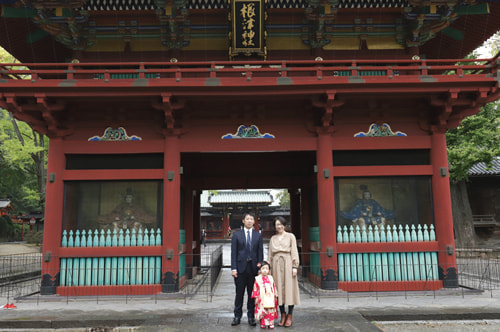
[268,216,300,327]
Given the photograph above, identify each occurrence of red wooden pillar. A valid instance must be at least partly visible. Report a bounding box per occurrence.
[255,211,261,232]
[290,187,301,238]
[300,186,311,268]
[183,187,194,279]
[192,190,201,268]
[431,132,458,287]
[222,212,230,239]
[41,138,65,295]
[162,136,181,292]
[316,133,338,289]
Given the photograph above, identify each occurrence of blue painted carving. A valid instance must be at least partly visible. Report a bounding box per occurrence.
[222,125,275,139]
[354,123,407,137]
[88,127,142,141]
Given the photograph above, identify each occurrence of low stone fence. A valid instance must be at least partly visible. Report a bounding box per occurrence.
[456,248,499,259]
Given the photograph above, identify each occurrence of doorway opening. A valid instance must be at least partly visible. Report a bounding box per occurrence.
[200,188,289,240]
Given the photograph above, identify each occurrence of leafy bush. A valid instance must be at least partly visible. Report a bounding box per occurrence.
[24,229,43,246]
[0,215,21,240]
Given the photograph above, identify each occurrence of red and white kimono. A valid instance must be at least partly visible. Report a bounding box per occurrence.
[251,274,278,325]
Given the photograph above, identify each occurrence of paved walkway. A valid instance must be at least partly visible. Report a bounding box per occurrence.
[1,242,500,331]
[0,242,41,256]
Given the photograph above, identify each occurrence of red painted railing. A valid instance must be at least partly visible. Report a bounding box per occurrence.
[0,58,498,88]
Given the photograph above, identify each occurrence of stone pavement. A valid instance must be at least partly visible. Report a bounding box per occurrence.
[1,242,500,331]
[0,242,42,255]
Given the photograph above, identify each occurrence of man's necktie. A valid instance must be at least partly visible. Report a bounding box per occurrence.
[246,230,251,253]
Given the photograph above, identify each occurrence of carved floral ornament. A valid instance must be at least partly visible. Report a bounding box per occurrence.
[222,125,275,139]
[354,123,407,137]
[88,127,142,141]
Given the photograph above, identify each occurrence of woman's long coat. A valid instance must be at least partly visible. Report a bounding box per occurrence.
[268,231,300,306]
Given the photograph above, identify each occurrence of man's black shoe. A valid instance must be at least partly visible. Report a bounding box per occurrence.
[231,318,241,326]
[248,318,257,326]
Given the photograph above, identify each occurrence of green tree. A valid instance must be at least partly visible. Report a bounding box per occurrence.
[446,101,500,247]
[275,190,290,209]
[0,214,22,241]
[480,32,500,57]
[0,109,47,214]
[0,46,47,215]
[446,32,500,248]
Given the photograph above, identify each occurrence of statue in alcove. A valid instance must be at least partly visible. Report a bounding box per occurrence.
[340,186,395,228]
[97,188,156,231]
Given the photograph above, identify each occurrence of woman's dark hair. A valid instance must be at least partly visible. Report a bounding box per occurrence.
[274,216,288,226]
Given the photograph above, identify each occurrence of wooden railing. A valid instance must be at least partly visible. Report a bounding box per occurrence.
[472,215,497,228]
[1,58,498,89]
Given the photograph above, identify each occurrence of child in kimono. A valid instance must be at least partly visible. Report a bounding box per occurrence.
[251,261,278,329]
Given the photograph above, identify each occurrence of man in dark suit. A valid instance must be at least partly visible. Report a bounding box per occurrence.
[231,212,263,326]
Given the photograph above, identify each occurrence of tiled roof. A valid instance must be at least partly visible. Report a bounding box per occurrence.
[468,157,500,176]
[208,191,273,205]
[0,199,12,209]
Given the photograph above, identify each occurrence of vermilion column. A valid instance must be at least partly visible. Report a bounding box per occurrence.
[162,136,181,292]
[255,212,261,232]
[290,187,302,239]
[41,138,65,295]
[316,133,338,289]
[183,187,194,279]
[300,186,311,267]
[222,212,230,239]
[192,190,201,269]
[431,132,458,287]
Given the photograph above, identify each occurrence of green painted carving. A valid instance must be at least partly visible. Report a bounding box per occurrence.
[403,0,487,48]
[354,123,407,137]
[0,1,91,50]
[302,2,339,49]
[88,127,142,141]
[222,125,275,139]
[155,1,190,49]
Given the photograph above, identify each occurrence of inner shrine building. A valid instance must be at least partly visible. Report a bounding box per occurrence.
[0,0,499,295]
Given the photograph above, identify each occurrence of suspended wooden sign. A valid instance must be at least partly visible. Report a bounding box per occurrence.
[230,0,266,58]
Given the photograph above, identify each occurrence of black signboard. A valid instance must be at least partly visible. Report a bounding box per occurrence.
[230,0,266,57]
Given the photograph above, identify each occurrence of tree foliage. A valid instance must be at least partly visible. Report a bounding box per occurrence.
[445,94,499,248]
[275,190,290,209]
[0,215,22,241]
[446,101,500,183]
[445,33,500,247]
[0,109,48,214]
[446,99,499,248]
[447,32,500,181]
[0,47,47,215]
[480,32,500,57]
